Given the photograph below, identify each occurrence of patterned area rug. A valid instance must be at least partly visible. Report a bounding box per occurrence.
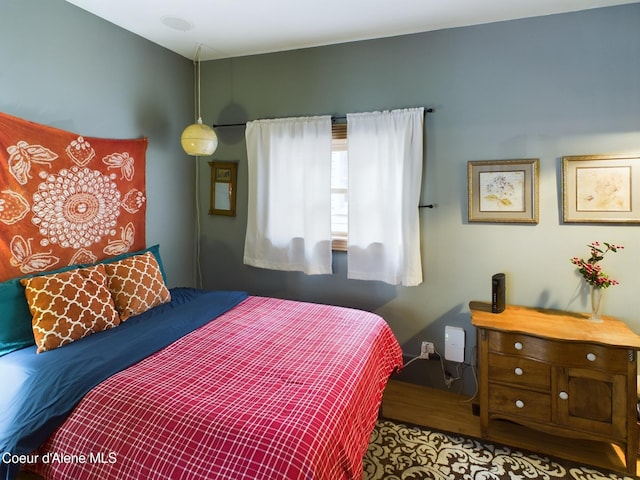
[364,419,636,480]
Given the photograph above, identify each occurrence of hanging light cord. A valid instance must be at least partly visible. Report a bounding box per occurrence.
[194,43,204,288]
[195,157,203,288]
[195,44,203,123]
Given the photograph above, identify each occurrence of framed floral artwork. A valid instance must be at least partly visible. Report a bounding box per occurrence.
[467,159,539,223]
[562,154,640,224]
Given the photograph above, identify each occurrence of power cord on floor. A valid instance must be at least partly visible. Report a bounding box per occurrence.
[402,356,423,368]
[458,344,479,402]
[403,344,479,402]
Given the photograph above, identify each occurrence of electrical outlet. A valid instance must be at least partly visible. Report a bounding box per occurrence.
[420,341,435,358]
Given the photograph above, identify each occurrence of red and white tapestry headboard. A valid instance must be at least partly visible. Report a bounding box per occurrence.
[0,112,147,282]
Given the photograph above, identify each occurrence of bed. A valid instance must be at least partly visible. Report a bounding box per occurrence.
[0,249,403,480]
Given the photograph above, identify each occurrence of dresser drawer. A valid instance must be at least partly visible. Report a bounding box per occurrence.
[488,384,551,423]
[487,331,630,372]
[488,331,548,359]
[554,344,630,373]
[488,353,550,390]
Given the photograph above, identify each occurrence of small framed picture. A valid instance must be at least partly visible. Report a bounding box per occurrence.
[562,154,640,224]
[209,161,238,216]
[467,159,539,223]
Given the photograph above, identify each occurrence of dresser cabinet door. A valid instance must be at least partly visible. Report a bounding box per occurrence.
[555,367,627,437]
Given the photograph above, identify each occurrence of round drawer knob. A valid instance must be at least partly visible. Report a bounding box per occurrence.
[514,367,524,376]
[515,400,525,408]
[514,342,523,350]
[586,353,597,362]
[559,391,569,400]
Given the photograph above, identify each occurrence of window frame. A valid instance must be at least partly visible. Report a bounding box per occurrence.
[331,123,348,251]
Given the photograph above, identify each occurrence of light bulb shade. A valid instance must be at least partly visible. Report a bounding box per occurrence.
[181,123,218,156]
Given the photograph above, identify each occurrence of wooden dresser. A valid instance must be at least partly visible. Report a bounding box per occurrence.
[470,301,640,475]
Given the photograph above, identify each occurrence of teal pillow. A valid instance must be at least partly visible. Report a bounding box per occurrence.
[0,244,167,357]
[0,278,35,356]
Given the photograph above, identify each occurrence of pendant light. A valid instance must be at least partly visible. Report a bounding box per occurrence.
[181,44,218,156]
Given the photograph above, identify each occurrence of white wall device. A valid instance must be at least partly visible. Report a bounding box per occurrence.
[444,326,465,363]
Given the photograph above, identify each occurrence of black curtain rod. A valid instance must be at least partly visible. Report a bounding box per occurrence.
[212,108,434,128]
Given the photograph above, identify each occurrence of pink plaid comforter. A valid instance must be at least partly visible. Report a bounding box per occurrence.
[26,296,403,479]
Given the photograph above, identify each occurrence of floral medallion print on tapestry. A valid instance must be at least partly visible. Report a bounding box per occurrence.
[0,112,147,282]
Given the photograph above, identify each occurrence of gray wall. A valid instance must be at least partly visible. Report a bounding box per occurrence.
[200,5,640,391]
[2,0,637,393]
[0,0,196,288]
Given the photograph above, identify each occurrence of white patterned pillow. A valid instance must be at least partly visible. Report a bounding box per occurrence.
[103,251,171,321]
[20,264,121,353]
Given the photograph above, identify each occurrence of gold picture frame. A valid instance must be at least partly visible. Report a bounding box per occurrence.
[467,159,539,224]
[562,154,640,224]
[209,161,238,216]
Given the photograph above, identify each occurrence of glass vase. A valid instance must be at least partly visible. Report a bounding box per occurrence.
[589,286,605,322]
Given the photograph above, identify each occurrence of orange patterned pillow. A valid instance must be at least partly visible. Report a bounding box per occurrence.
[103,251,171,321]
[20,264,121,353]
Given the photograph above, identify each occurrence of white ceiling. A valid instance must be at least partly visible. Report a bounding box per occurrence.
[65,0,638,61]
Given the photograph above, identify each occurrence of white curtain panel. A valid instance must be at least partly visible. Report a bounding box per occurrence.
[244,116,333,274]
[346,108,424,286]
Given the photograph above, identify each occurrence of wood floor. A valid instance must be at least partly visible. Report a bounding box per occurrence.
[381,379,640,475]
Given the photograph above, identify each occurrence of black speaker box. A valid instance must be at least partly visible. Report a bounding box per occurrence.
[492,273,505,313]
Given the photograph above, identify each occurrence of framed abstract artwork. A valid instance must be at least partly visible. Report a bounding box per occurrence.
[562,154,640,224]
[467,159,539,224]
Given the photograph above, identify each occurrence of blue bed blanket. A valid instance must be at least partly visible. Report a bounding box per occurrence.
[0,288,247,479]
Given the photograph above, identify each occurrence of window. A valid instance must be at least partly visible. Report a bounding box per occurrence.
[331,123,348,251]
[245,110,423,284]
